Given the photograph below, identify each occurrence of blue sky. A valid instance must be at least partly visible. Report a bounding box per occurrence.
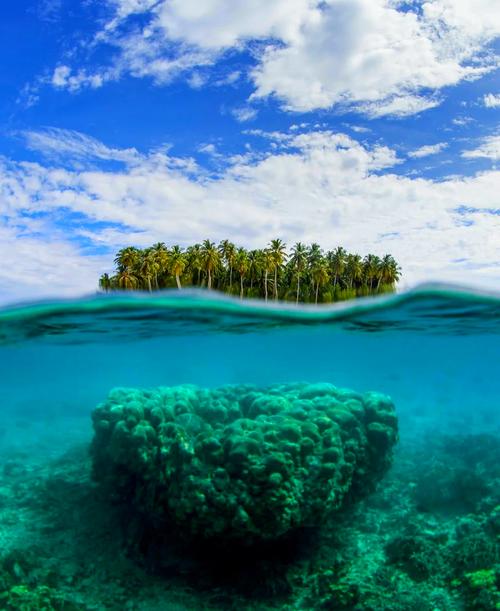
[0,0,499,301]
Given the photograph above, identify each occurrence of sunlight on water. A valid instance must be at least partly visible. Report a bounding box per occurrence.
[0,285,498,610]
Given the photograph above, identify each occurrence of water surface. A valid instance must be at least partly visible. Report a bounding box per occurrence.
[0,285,498,610]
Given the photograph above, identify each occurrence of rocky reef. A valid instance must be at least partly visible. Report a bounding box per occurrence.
[90,382,398,544]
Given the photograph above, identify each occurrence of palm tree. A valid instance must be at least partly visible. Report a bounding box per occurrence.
[201,240,220,289]
[308,243,323,300]
[151,242,169,289]
[114,246,140,272]
[262,249,274,302]
[140,249,158,292]
[363,254,381,290]
[308,243,323,267]
[117,269,138,290]
[105,240,401,301]
[186,244,203,286]
[311,262,330,304]
[328,247,347,289]
[168,245,187,289]
[247,249,263,292]
[345,254,363,289]
[379,254,401,288]
[234,247,249,299]
[268,239,287,300]
[218,240,237,289]
[98,273,112,293]
[289,242,307,304]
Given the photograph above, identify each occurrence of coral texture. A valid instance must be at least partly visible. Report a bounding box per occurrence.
[91,383,398,542]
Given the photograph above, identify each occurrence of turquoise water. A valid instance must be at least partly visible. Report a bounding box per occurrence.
[0,285,499,609]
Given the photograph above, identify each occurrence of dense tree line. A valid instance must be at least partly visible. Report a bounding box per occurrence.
[99,240,401,303]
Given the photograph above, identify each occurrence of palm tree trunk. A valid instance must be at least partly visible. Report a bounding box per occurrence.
[147,277,152,293]
[208,269,212,289]
[176,274,182,289]
[240,276,244,299]
[315,282,319,305]
[296,275,300,304]
[264,270,268,302]
[274,268,278,300]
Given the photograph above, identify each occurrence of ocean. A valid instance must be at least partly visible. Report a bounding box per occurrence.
[0,285,498,610]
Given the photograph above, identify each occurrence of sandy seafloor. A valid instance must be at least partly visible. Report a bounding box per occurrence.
[0,407,498,610]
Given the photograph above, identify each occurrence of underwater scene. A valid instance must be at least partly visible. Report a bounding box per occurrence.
[0,285,499,611]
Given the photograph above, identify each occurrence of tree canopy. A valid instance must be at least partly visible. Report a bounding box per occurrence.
[100,240,401,303]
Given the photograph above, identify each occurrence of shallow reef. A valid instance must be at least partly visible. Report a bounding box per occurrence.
[90,382,398,545]
[0,397,499,609]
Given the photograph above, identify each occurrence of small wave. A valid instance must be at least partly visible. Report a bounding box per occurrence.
[0,283,499,345]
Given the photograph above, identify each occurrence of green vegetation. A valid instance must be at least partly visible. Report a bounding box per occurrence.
[91,382,398,543]
[99,240,401,302]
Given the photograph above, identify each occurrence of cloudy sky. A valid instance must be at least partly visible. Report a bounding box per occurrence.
[1,0,499,301]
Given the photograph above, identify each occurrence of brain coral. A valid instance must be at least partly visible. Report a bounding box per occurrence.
[91,382,398,543]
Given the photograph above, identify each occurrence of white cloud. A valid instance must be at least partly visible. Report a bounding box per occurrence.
[349,125,371,134]
[0,224,107,303]
[21,127,139,164]
[102,0,160,32]
[462,134,500,162]
[408,142,448,159]
[287,131,402,170]
[452,115,475,127]
[48,0,500,117]
[198,143,218,155]
[186,72,208,89]
[231,106,258,122]
[152,0,318,49]
[358,95,442,118]
[252,1,476,112]
[1,129,500,301]
[51,65,108,92]
[243,129,292,143]
[483,93,500,108]
[51,65,71,87]
[422,0,500,43]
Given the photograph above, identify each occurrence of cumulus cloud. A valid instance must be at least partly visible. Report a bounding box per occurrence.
[47,0,500,117]
[483,93,500,108]
[408,143,448,159]
[252,1,478,113]
[1,129,499,301]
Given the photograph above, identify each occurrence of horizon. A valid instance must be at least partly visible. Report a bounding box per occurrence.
[1,0,499,303]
